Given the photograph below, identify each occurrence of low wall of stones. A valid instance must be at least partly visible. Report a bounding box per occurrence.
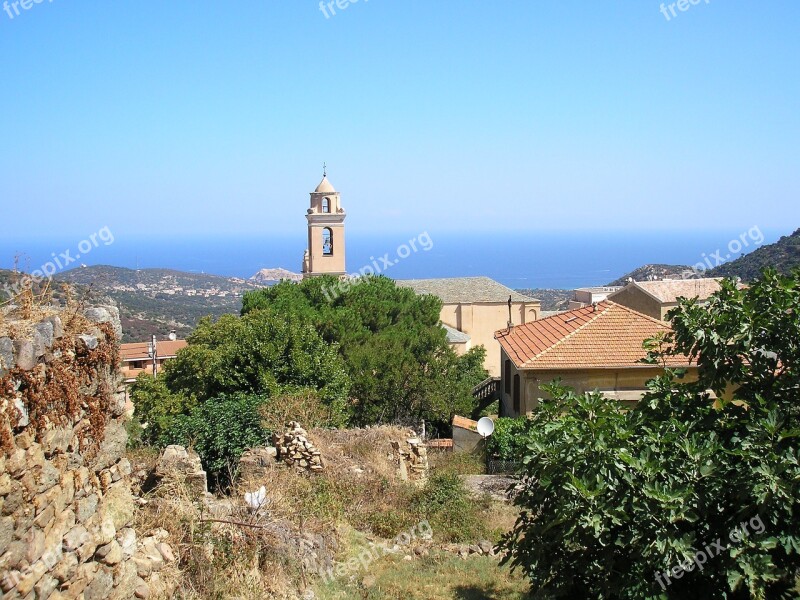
[0,307,173,600]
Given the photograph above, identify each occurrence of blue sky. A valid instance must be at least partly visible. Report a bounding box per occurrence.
[1,0,798,240]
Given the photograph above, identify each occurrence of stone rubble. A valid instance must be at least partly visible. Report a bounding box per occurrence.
[391,435,429,483]
[272,422,324,473]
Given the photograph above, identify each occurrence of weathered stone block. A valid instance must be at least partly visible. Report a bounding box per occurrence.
[76,493,98,524]
[83,306,122,340]
[12,339,37,371]
[0,337,14,375]
[0,515,14,555]
[89,421,128,471]
[95,540,123,565]
[34,321,55,355]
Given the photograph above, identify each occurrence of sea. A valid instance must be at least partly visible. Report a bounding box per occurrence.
[0,227,785,290]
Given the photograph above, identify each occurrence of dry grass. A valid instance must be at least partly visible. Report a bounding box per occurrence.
[129,426,522,599]
[133,464,307,599]
[314,549,531,600]
[0,281,90,339]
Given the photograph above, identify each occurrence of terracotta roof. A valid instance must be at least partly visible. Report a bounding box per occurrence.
[120,340,188,361]
[615,278,723,304]
[495,301,690,370]
[426,439,453,449]
[452,415,478,431]
[397,277,537,304]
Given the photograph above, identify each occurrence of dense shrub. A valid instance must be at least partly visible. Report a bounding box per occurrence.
[164,393,271,489]
[486,416,535,461]
[500,270,800,599]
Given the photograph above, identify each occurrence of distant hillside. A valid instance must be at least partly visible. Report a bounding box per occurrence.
[606,264,692,287]
[250,267,302,285]
[515,288,572,312]
[54,266,263,343]
[709,228,800,281]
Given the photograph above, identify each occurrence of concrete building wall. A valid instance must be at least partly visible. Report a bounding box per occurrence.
[441,301,540,376]
[499,349,698,417]
[606,286,661,320]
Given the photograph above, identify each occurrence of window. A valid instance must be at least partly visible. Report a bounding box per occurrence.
[322,228,333,255]
[321,197,330,213]
[513,374,521,414]
[504,360,511,393]
[130,360,145,370]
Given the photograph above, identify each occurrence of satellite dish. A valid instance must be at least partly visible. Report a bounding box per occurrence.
[476,417,495,438]
[168,331,177,341]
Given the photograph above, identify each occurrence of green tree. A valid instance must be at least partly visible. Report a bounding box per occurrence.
[242,275,487,429]
[129,372,195,445]
[162,309,350,424]
[500,270,800,599]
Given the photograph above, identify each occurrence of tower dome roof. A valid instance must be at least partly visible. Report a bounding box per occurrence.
[314,176,336,194]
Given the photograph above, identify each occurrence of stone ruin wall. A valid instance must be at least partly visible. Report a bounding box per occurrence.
[0,307,174,600]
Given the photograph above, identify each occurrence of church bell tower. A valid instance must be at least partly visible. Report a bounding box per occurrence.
[302,166,346,278]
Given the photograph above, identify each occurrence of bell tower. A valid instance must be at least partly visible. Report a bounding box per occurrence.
[302,166,346,278]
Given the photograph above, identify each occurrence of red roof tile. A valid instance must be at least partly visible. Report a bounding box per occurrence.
[495,301,690,370]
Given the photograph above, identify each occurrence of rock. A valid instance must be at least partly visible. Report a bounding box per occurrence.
[110,390,127,417]
[77,494,99,523]
[0,337,14,375]
[134,583,150,599]
[63,525,90,552]
[77,334,99,351]
[99,484,134,530]
[34,574,59,600]
[51,552,78,582]
[239,447,277,481]
[41,427,72,457]
[157,542,175,563]
[478,540,493,555]
[45,315,64,339]
[13,338,36,370]
[84,306,122,340]
[155,445,208,495]
[83,565,114,600]
[38,461,61,492]
[118,528,137,557]
[0,515,14,555]
[34,320,55,353]
[96,540,123,565]
[89,420,128,471]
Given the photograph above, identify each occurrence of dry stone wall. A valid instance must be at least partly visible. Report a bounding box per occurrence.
[0,307,173,600]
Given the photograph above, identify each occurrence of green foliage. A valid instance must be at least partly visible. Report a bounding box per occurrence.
[129,373,196,445]
[164,393,271,489]
[500,270,800,599]
[242,275,488,429]
[163,309,350,425]
[486,417,535,461]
